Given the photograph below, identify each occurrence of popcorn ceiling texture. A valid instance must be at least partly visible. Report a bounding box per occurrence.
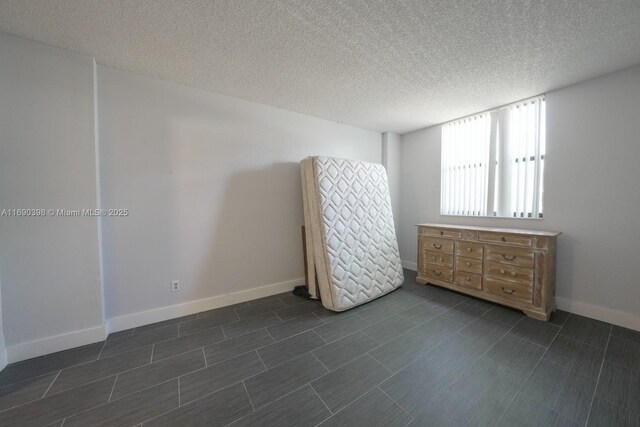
[0,0,639,134]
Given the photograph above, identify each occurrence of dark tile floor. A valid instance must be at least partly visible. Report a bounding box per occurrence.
[0,269,638,426]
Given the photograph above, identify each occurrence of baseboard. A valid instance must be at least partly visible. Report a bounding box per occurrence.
[556,297,640,332]
[6,325,106,364]
[400,259,638,331]
[1,277,305,365]
[402,260,417,271]
[0,348,7,371]
[106,277,304,334]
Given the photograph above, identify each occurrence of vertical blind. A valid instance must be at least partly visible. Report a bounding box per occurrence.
[441,96,545,218]
[503,97,546,218]
[441,113,491,216]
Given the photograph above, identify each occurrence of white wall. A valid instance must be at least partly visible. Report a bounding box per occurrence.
[382,132,402,234]
[399,66,640,330]
[97,66,381,325]
[0,33,105,361]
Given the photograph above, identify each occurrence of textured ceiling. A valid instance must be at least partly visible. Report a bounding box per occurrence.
[1,1,640,134]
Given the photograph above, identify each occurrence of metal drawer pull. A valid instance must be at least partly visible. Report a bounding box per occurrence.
[433,270,442,276]
[501,287,515,294]
[432,256,443,262]
[465,262,471,267]
[440,231,444,235]
[465,276,471,281]
[466,247,472,252]
[500,269,505,274]
[500,236,507,242]
[502,254,517,261]
[433,243,443,249]
[511,271,517,277]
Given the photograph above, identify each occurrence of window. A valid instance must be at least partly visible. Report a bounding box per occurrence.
[441,96,546,218]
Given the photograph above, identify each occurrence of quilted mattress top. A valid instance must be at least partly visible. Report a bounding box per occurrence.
[311,156,404,309]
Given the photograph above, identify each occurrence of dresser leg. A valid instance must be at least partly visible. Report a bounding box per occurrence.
[522,308,552,321]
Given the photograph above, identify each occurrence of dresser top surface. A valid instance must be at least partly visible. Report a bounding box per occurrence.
[416,223,562,237]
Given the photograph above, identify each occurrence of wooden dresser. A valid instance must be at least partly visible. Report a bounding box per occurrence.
[416,224,561,320]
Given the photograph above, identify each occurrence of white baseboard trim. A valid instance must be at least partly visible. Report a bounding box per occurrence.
[6,325,106,364]
[2,277,304,365]
[402,260,417,271]
[106,277,304,334]
[0,348,7,371]
[400,259,638,331]
[556,297,640,332]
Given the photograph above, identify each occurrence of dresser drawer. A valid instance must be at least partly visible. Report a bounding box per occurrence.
[456,256,482,274]
[455,272,482,290]
[478,232,533,247]
[485,245,535,268]
[485,278,533,305]
[485,262,534,286]
[423,237,455,254]
[423,265,453,283]
[456,242,483,260]
[424,227,462,239]
[424,251,454,268]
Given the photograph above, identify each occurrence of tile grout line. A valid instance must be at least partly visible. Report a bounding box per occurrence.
[107,374,119,403]
[97,339,108,359]
[263,327,277,342]
[201,347,208,367]
[230,383,320,425]
[584,324,613,427]
[241,379,256,411]
[177,377,181,407]
[308,383,334,415]
[494,314,567,426]
[310,352,331,373]
[41,369,62,398]
[68,377,180,424]
[310,328,328,344]
[220,325,227,340]
[254,349,269,372]
[134,378,210,424]
[378,385,415,421]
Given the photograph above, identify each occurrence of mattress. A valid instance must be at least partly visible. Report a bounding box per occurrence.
[301,156,404,311]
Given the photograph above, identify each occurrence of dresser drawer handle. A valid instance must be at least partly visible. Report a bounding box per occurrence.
[465,262,471,267]
[500,236,507,242]
[440,231,444,235]
[502,254,517,261]
[500,269,505,274]
[432,256,443,262]
[501,287,515,294]
[433,243,443,249]
[511,271,517,277]
[465,276,471,281]
[432,270,442,277]
[466,247,472,252]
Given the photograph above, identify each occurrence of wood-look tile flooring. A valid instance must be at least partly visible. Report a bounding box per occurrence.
[0,270,637,426]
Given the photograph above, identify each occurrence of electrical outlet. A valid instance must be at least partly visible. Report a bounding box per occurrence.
[171,280,180,292]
